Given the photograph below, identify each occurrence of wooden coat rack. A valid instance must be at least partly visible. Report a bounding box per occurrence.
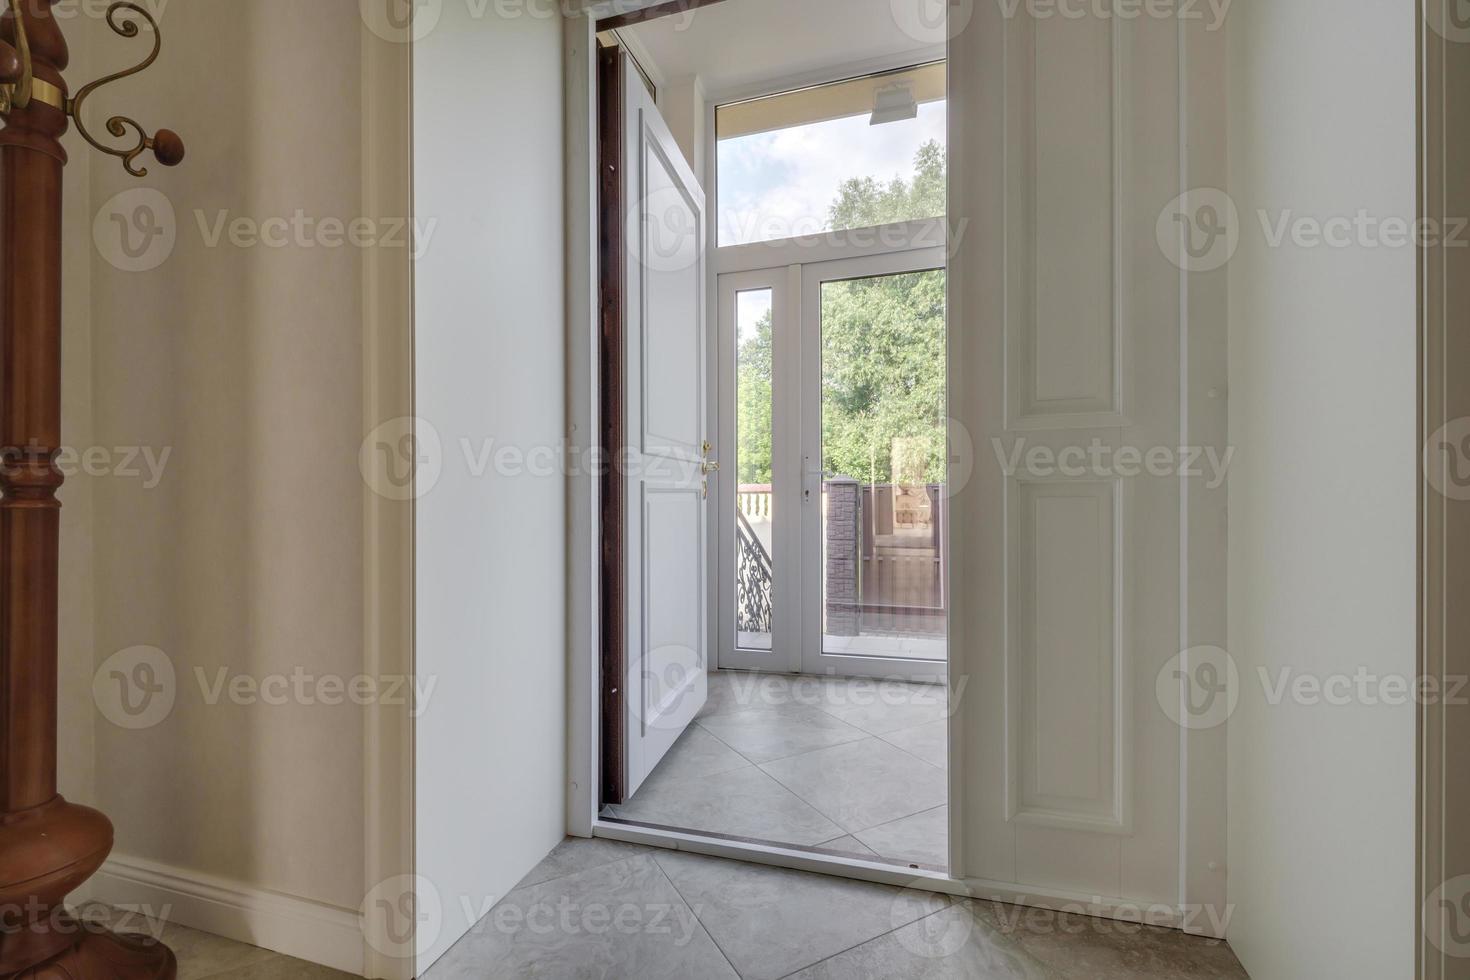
[0,1,182,976]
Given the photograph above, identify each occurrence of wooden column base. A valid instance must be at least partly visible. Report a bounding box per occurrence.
[0,797,176,978]
[13,927,176,979]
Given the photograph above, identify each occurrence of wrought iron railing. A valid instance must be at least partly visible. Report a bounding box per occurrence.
[735,509,774,635]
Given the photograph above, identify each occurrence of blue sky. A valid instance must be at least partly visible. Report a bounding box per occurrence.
[717,101,947,246]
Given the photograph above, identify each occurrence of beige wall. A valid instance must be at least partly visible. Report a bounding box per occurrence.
[58,6,96,808]
[1226,1,1418,976]
[67,0,369,912]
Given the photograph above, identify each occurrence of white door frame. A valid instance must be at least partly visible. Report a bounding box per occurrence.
[796,248,948,682]
[712,222,949,672]
[563,3,1228,937]
[714,236,949,683]
[716,266,801,674]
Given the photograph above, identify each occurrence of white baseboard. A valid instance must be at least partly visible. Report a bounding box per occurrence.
[90,853,365,976]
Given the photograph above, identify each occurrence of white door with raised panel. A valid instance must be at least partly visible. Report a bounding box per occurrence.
[951,6,1228,925]
[621,54,710,796]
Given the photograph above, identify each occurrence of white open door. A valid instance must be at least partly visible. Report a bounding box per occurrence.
[621,54,711,797]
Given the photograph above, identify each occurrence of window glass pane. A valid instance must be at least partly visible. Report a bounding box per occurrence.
[716,63,947,247]
[819,269,947,662]
[735,288,774,651]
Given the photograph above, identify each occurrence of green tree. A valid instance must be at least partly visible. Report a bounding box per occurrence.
[736,308,774,485]
[736,140,948,488]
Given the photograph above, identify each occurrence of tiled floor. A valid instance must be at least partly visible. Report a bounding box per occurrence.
[606,671,952,869]
[87,911,354,979]
[427,836,1250,979]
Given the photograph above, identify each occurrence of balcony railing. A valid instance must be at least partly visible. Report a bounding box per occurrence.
[734,481,947,641]
[735,507,774,635]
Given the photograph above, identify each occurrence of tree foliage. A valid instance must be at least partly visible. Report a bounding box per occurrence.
[736,140,947,487]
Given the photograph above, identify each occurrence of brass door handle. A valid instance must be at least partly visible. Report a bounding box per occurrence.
[701,460,720,475]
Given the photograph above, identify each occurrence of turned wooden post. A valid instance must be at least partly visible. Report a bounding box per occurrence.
[0,2,176,976]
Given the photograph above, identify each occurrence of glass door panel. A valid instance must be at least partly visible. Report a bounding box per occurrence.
[801,256,949,680]
[734,287,775,651]
[717,269,797,673]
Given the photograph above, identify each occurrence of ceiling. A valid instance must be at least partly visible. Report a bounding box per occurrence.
[619,0,942,99]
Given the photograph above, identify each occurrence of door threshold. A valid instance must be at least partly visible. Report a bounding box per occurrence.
[592,819,1197,933]
[591,818,966,897]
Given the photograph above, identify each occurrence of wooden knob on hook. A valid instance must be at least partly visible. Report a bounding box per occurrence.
[152,128,185,167]
[0,40,19,83]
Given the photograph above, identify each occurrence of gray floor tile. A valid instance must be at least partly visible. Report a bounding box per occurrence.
[202,955,357,979]
[700,672,828,718]
[648,724,751,782]
[878,719,950,769]
[653,850,948,980]
[516,836,654,889]
[974,902,1249,979]
[810,835,879,859]
[697,705,868,764]
[785,904,1048,980]
[615,764,843,846]
[133,921,277,979]
[761,738,948,834]
[854,806,949,869]
[812,680,950,735]
[426,855,737,980]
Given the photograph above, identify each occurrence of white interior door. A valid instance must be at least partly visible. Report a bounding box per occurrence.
[622,55,710,796]
[949,6,1228,923]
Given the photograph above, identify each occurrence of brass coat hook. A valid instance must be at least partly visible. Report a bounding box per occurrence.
[1,0,183,175]
[67,1,184,176]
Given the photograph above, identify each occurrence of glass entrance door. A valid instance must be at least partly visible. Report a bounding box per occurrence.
[800,252,948,681]
[717,248,948,682]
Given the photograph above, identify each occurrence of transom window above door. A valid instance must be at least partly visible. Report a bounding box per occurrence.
[715,62,947,247]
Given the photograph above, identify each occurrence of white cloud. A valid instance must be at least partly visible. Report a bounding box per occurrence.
[718,102,946,246]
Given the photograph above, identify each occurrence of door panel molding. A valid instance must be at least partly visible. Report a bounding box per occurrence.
[1006,13,1133,431]
[1006,477,1131,835]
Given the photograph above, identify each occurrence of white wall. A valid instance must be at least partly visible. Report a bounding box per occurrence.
[413,3,569,971]
[659,74,706,181]
[1226,2,1418,976]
